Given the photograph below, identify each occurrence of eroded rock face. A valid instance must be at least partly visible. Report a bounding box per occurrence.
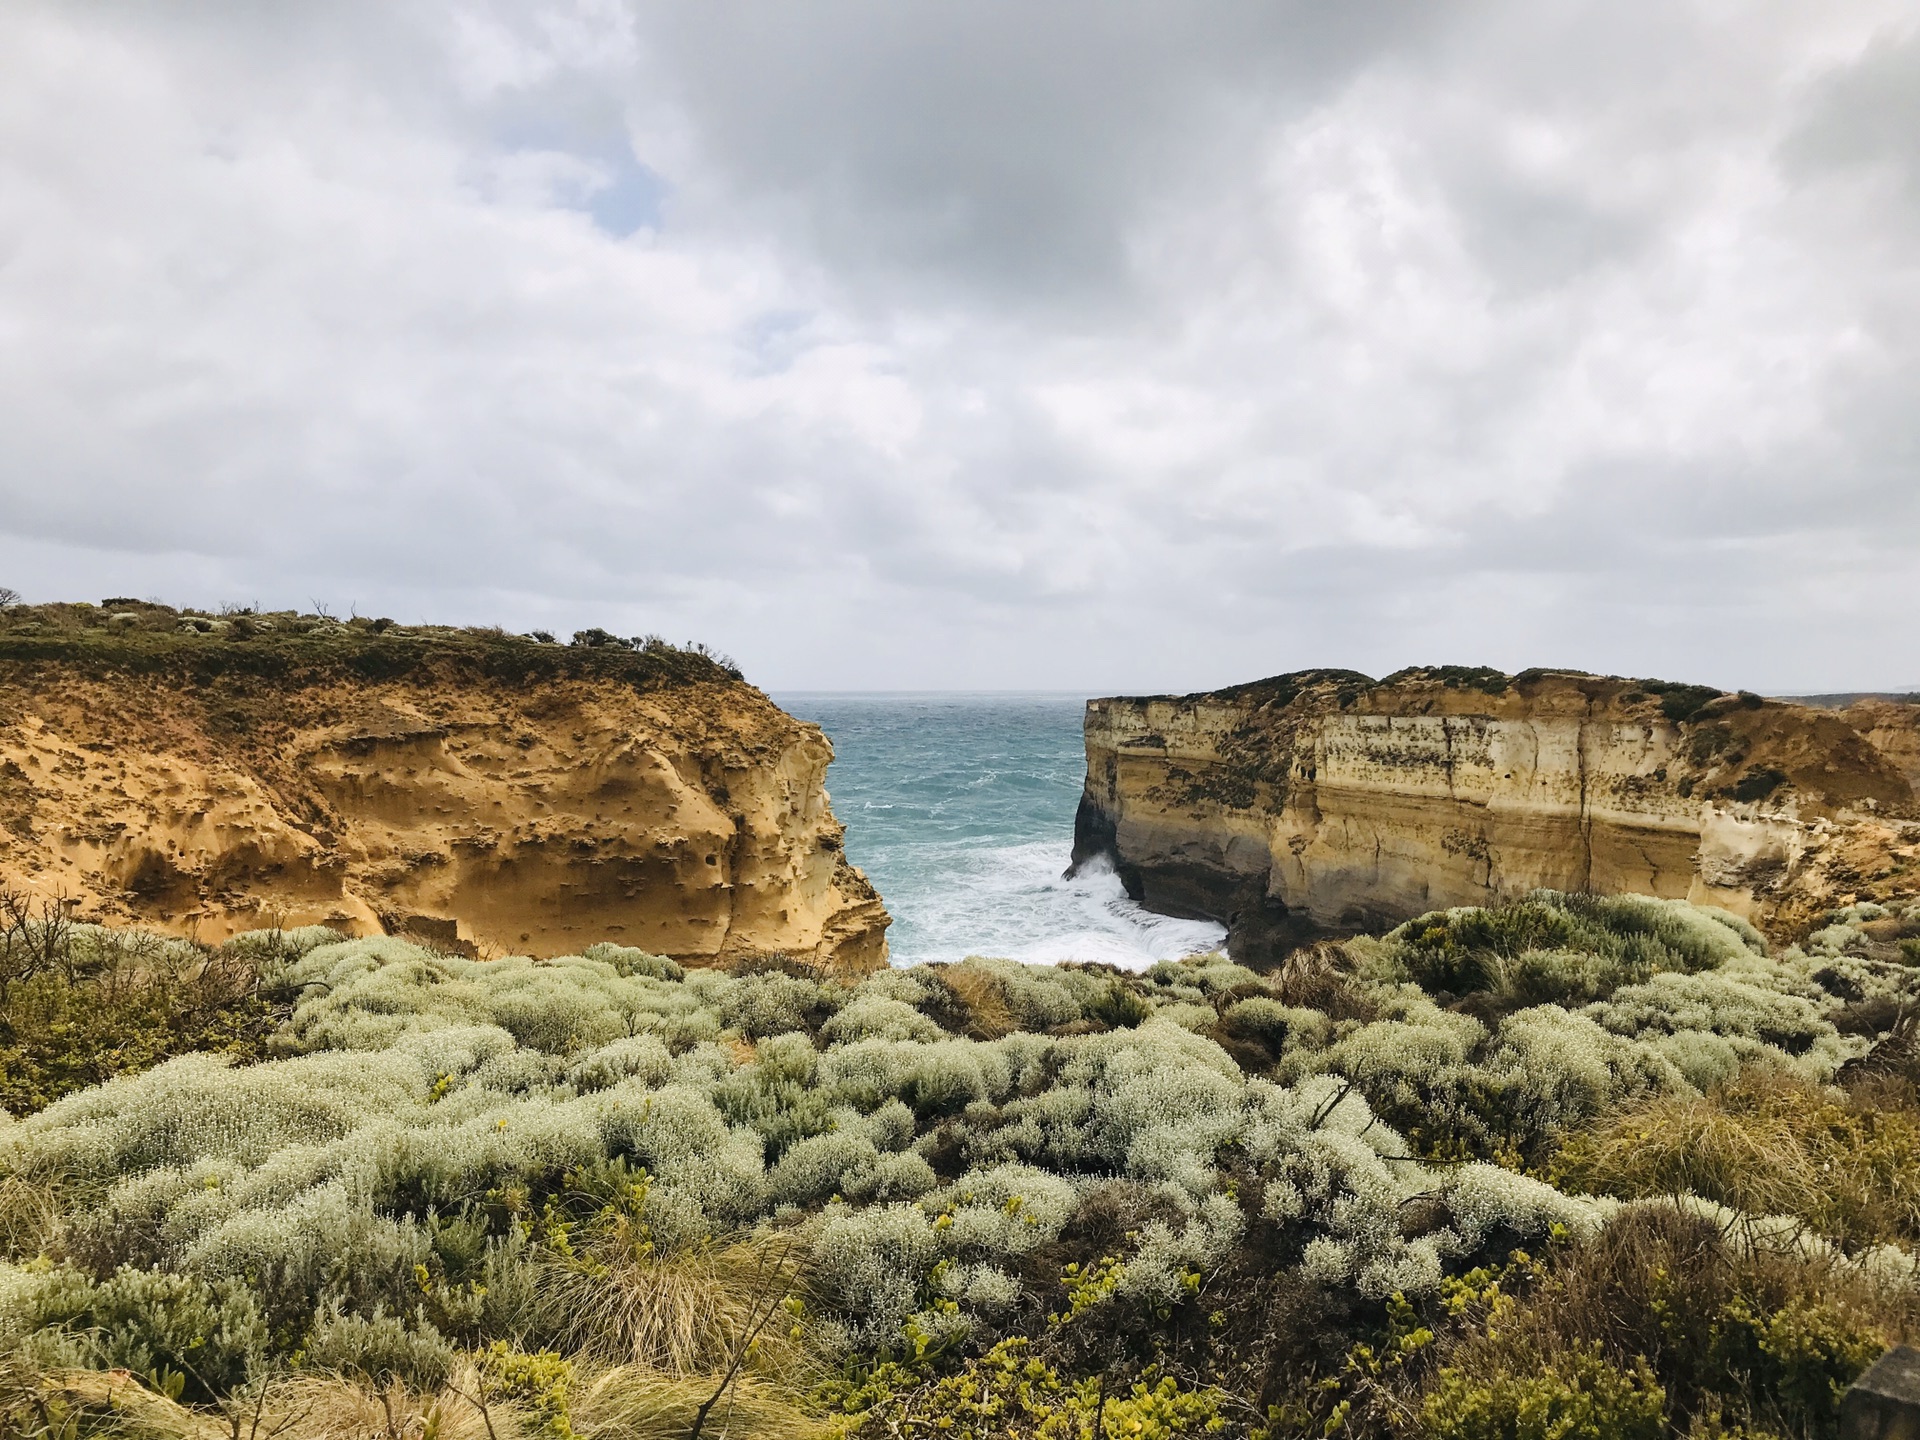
[1072,669,1920,959]
[0,658,888,974]
[1836,699,1920,796]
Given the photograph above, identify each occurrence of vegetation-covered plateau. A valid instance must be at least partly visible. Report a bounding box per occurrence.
[4,889,1919,1438]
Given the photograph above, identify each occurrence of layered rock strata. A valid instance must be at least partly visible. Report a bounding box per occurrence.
[0,610,888,974]
[1072,668,1920,959]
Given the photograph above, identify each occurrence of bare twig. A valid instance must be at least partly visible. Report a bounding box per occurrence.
[687,1235,802,1440]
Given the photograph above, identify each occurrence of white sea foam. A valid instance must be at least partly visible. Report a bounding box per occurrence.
[774,692,1228,972]
[887,840,1225,971]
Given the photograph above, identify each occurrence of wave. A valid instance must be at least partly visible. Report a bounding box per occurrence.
[885,839,1226,971]
[777,693,1223,972]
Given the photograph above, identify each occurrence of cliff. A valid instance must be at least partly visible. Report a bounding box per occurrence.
[1833,698,1920,796]
[1072,667,1920,959]
[0,602,889,975]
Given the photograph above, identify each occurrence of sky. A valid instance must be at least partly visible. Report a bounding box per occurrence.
[1,2,1917,694]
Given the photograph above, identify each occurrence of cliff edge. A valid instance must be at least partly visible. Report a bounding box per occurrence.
[1072,667,1920,960]
[0,601,889,975]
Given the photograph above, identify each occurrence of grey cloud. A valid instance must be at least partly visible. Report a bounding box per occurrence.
[640,1,1426,307]
[0,0,1916,693]
[1782,25,1920,191]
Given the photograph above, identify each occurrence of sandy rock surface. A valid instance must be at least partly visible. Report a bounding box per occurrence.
[1073,669,1920,958]
[0,639,888,974]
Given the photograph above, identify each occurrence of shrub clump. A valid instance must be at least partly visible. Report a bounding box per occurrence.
[0,889,1910,1437]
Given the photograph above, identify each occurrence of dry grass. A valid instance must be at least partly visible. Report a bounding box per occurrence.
[572,1365,822,1440]
[0,1168,65,1262]
[1553,1068,1920,1251]
[3,1361,820,1440]
[3,1365,223,1440]
[4,1366,492,1440]
[538,1225,808,1380]
[1269,943,1377,1022]
[258,1369,503,1440]
[935,963,1015,1040]
[1552,1080,1821,1218]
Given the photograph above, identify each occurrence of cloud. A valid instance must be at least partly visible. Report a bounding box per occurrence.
[0,0,1916,692]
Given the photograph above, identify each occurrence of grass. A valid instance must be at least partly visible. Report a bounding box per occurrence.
[540,1223,807,1379]
[1553,1068,1920,1254]
[0,599,741,691]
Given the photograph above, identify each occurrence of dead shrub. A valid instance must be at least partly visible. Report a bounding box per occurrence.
[1269,943,1377,1022]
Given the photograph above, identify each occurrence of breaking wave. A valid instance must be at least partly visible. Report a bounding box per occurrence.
[774,692,1226,970]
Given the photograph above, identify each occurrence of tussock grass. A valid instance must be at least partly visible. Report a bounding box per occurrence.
[539,1227,807,1379]
[1266,942,1377,1021]
[1555,1069,1920,1252]
[260,1370,499,1440]
[1,1363,225,1439]
[934,963,1015,1039]
[572,1365,822,1440]
[0,1170,63,1264]
[1552,1074,1824,1219]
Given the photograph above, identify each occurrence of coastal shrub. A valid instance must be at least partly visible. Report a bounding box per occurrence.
[0,892,1910,1436]
[1380,891,1760,1011]
[1455,1206,1891,1440]
[722,970,841,1037]
[566,1033,674,1092]
[10,1264,269,1400]
[0,920,296,1115]
[1421,1343,1667,1440]
[301,1306,456,1389]
[822,994,945,1045]
[810,1202,943,1340]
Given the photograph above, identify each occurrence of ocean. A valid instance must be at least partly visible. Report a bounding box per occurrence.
[773,693,1226,969]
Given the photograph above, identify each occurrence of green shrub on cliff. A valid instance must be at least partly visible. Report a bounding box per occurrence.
[0,892,1912,1437]
[0,906,306,1116]
[0,597,747,689]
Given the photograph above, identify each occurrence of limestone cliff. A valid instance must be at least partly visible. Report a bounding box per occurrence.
[0,603,888,975]
[1072,668,1920,959]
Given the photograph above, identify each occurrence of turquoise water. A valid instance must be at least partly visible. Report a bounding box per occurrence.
[774,693,1226,969]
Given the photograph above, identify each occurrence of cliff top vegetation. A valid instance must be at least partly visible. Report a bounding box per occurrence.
[1175,665,1751,724]
[0,594,744,691]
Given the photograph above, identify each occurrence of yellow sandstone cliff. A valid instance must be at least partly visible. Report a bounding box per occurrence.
[0,604,888,975]
[1072,668,1920,960]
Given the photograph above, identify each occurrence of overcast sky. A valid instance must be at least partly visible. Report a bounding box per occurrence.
[2,2,1917,692]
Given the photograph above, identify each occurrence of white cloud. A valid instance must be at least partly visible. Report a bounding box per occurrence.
[0,0,1916,692]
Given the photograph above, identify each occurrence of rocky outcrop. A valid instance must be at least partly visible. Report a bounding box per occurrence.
[0,606,888,974]
[1072,668,1920,960]
[1834,699,1920,796]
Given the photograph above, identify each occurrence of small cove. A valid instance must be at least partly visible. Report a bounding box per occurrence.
[774,692,1225,969]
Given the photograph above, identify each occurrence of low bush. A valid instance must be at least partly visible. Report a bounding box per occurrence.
[1420,1342,1667,1440]
[0,890,1910,1437]
[0,911,299,1115]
